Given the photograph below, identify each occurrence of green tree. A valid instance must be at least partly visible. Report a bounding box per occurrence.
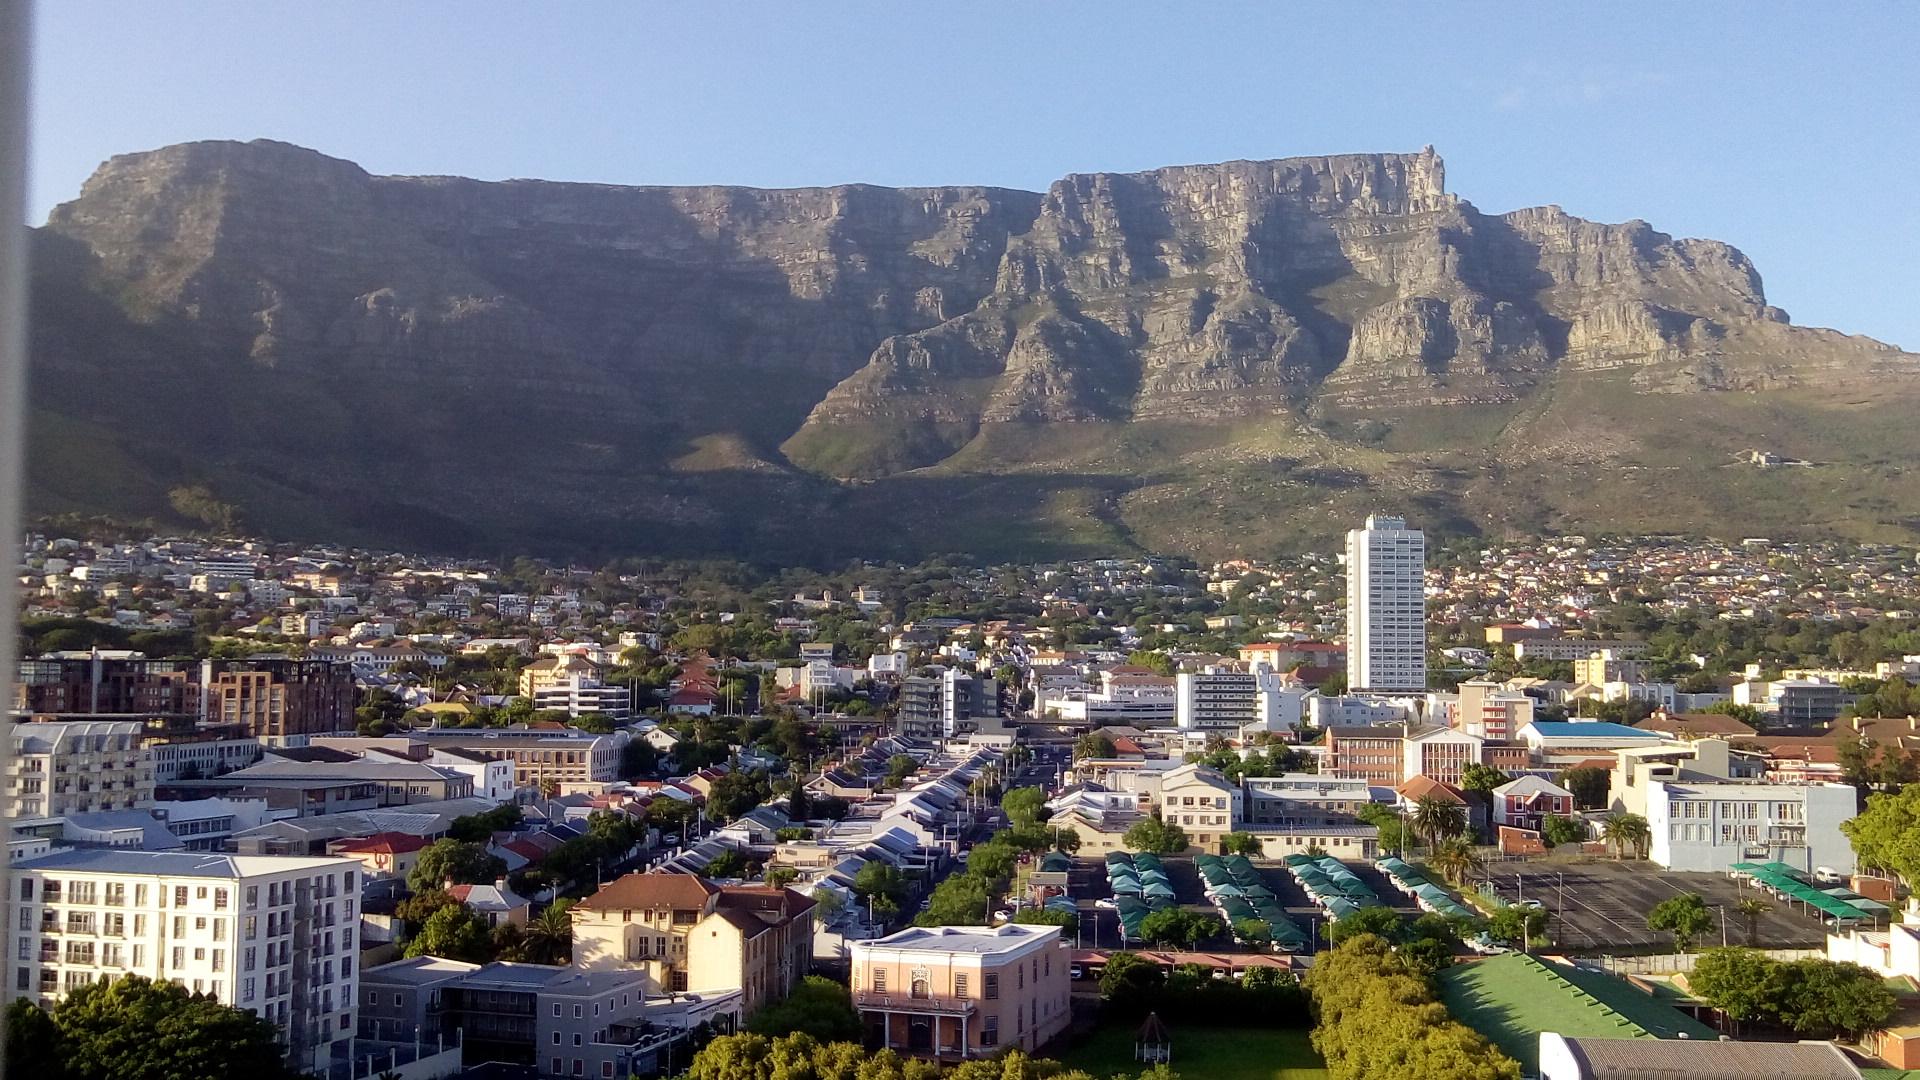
[447,803,524,843]
[1770,957,1898,1040]
[916,872,993,926]
[1736,897,1771,945]
[1328,905,1404,946]
[1600,811,1651,859]
[1098,951,1167,1015]
[1356,803,1411,854]
[41,974,296,1080]
[404,902,493,962]
[885,754,919,785]
[1074,731,1118,760]
[522,900,575,965]
[1539,814,1586,848]
[1233,917,1274,949]
[6,998,69,1080]
[1001,785,1047,828]
[1138,908,1224,948]
[647,795,701,835]
[852,861,910,908]
[1842,783,1920,887]
[1647,892,1714,953]
[1221,831,1263,856]
[1556,766,1609,810]
[705,849,751,879]
[744,976,862,1042]
[408,838,507,893]
[1013,906,1078,936]
[1687,947,1778,1031]
[1122,814,1190,855]
[1487,905,1545,947]
[765,865,800,889]
[1459,763,1509,797]
[1427,838,1484,884]
[1127,650,1176,677]
[1410,795,1467,852]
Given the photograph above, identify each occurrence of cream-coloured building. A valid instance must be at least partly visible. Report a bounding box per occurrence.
[1153,763,1242,853]
[571,873,814,1015]
[849,924,1071,1061]
[5,720,153,818]
[13,848,361,1074]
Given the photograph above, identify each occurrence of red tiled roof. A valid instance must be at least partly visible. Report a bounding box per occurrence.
[575,871,719,912]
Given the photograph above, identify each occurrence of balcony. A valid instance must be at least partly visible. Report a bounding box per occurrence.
[853,990,977,1017]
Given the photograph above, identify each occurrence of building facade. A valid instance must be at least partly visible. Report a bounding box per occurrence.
[1345,514,1427,693]
[199,658,356,738]
[1645,779,1857,874]
[849,924,1070,1061]
[6,720,154,817]
[571,874,813,1014]
[12,849,361,1073]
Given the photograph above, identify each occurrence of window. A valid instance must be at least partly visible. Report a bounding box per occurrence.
[984,973,998,1000]
[553,1003,562,1017]
[982,1017,998,1046]
[368,991,378,1006]
[573,1004,583,1019]
[573,1034,582,1046]
[552,1032,561,1045]
[954,973,969,999]
[872,969,886,994]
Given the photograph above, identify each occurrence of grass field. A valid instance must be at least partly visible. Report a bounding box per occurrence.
[1057,1021,1327,1080]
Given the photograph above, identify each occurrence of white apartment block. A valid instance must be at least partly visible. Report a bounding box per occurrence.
[529,675,632,721]
[1646,779,1857,874]
[1174,665,1302,731]
[7,721,154,818]
[1345,514,1427,693]
[13,849,361,1073]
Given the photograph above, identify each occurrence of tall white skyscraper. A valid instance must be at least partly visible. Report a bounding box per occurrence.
[1345,513,1427,692]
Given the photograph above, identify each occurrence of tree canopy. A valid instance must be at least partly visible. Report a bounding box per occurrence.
[1122,814,1190,855]
[744,976,862,1043]
[1647,892,1715,953]
[408,838,506,893]
[10,975,297,1080]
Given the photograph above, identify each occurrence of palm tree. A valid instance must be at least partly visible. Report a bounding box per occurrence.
[1411,796,1467,853]
[1428,838,1484,885]
[1737,897,1771,944]
[522,900,575,965]
[1601,812,1651,860]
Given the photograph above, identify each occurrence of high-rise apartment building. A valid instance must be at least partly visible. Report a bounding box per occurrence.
[199,658,356,738]
[12,849,361,1073]
[1345,514,1427,693]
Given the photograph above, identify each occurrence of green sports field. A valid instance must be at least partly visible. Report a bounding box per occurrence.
[1057,1021,1328,1080]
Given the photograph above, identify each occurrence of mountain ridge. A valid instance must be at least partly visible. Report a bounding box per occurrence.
[25,140,1920,562]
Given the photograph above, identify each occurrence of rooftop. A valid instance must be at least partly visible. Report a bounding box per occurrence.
[16,848,354,878]
[854,923,1063,956]
[1440,955,1714,1074]
[1547,1033,1860,1079]
[1527,721,1663,740]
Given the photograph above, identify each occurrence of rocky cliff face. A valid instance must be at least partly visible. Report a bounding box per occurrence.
[27,140,1920,558]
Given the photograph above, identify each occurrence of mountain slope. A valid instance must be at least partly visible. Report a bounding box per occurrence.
[26,140,1920,560]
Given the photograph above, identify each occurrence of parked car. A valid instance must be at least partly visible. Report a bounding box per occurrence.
[1069,964,1084,980]
[1511,899,1544,911]
[1814,866,1844,885]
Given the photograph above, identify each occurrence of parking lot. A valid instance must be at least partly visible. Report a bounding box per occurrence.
[1483,860,1838,952]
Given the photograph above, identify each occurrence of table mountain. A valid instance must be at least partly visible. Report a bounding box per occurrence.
[27,140,1920,561]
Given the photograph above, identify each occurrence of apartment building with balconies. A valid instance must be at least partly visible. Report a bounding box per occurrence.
[849,924,1070,1061]
[5,720,154,817]
[11,849,360,1074]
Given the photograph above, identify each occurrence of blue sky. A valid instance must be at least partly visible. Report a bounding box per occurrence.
[28,2,1920,347]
